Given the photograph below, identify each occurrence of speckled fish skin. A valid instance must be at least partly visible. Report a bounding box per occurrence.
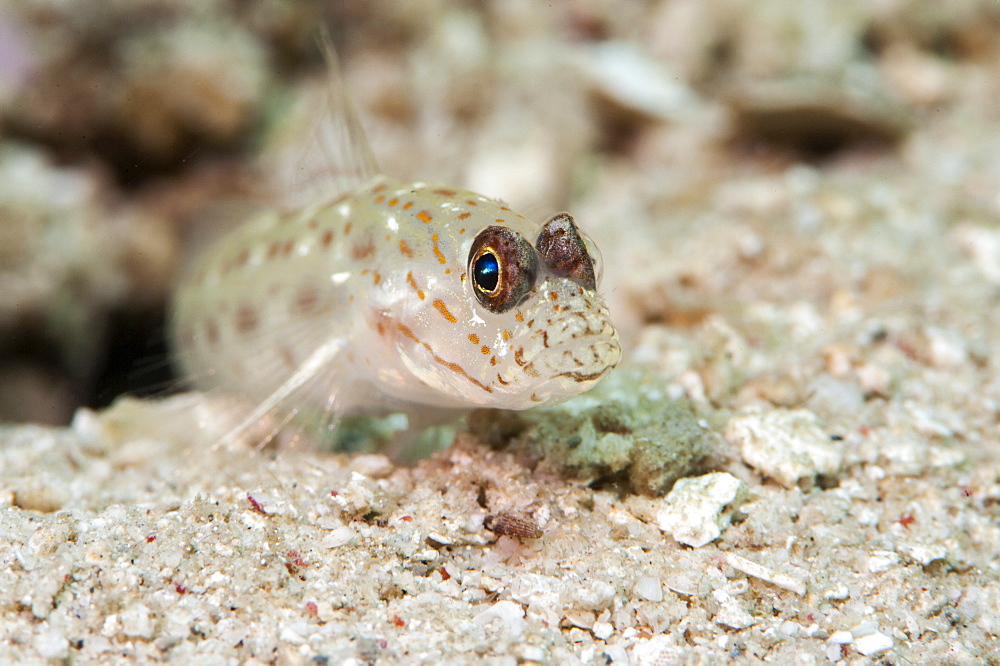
[172,174,621,414]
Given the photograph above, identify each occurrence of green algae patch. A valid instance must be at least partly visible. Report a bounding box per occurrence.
[467,369,716,496]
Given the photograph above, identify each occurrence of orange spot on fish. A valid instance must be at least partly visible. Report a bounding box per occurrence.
[469,333,480,344]
[458,212,471,220]
[399,240,414,257]
[481,346,490,355]
[406,271,425,300]
[433,188,457,197]
[417,210,433,223]
[388,198,398,206]
[433,299,457,323]
[403,201,413,210]
[431,234,446,264]
[514,347,526,366]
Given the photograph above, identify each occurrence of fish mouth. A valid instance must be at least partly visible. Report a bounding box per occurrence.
[529,335,621,387]
[496,278,621,401]
[555,368,612,382]
[488,333,620,409]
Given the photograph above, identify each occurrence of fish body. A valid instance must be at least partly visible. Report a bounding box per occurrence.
[172,175,620,415]
[170,46,620,432]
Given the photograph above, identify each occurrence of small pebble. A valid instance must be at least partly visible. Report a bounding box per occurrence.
[725,406,842,488]
[33,629,68,660]
[634,576,663,602]
[593,621,614,640]
[120,603,153,639]
[656,472,746,547]
[474,600,526,637]
[854,631,894,656]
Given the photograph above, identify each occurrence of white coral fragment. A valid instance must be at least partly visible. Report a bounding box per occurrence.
[725,406,842,488]
[656,472,746,547]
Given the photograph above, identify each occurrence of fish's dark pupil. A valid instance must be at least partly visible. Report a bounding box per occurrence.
[473,252,500,293]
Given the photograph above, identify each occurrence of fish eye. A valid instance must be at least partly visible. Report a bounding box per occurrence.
[472,249,500,295]
[535,212,597,291]
[580,229,604,286]
[468,226,537,313]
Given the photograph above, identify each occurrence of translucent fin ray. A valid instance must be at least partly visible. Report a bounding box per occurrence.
[219,337,346,449]
[266,32,380,210]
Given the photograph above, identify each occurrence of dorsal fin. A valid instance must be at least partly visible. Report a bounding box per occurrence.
[265,32,380,210]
